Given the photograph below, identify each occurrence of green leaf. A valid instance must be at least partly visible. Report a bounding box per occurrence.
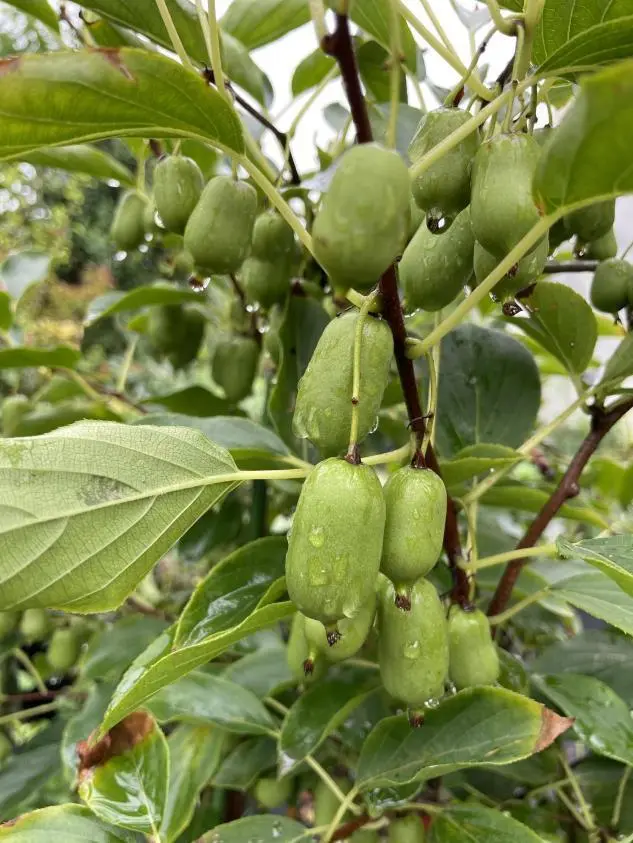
[358,40,407,103]
[534,61,633,215]
[213,737,278,790]
[555,571,633,636]
[10,400,121,438]
[0,251,50,299]
[85,285,204,325]
[160,725,225,843]
[221,0,311,49]
[79,714,169,834]
[200,816,307,843]
[223,647,294,698]
[428,802,544,843]
[144,387,233,418]
[557,535,633,597]
[369,103,423,157]
[84,15,148,49]
[280,669,381,770]
[440,444,521,489]
[2,0,59,32]
[0,48,243,163]
[148,670,277,735]
[291,49,337,95]
[0,345,80,369]
[575,757,633,834]
[62,683,116,781]
[0,421,239,612]
[538,17,633,74]
[0,741,61,819]
[0,805,142,842]
[23,145,135,185]
[533,630,633,706]
[598,333,633,394]
[534,0,633,66]
[356,686,572,788]
[509,282,597,375]
[533,673,633,765]
[0,293,11,331]
[435,325,541,458]
[350,0,417,71]
[81,617,168,683]
[481,482,609,528]
[268,296,330,452]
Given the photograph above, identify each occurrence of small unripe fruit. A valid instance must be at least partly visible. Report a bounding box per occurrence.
[0,611,19,639]
[254,776,292,809]
[212,335,259,403]
[153,155,204,234]
[473,236,549,300]
[241,257,291,309]
[251,210,296,263]
[313,144,410,291]
[351,830,380,842]
[409,107,480,216]
[0,734,11,764]
[171,251,195,281]
[184,176,257,275]
[286,459,386,624]
[19,608,51,643]
[47,627,81,673]
[304,590,377,663]
[388,815,426,842]
[564,199,615,243]
[143,202,162,235]
[286,613,326,681]
[590,259,633,314]
[313,778,350,827]
[293,311,393,456]
[147,304,205,369]
[583,228,618,261]
[448,606,500,689]
[2,395,31,437]
[111,189,149,251]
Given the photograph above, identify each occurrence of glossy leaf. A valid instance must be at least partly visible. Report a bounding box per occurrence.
[0,49,243,163]
[358,40,407,103]
[81,617,168,683]
[533,673,633,765]
[534,0,633,66]
[3,0,59,32]
[436,325,541,458]
[598,333,633,394]
[0,805,142,842]
[535,62,633,215]
[0,251,50,299]
[575,757,633,833]
[429,802,543,842]
[440,444,521,489]
[62,683,116,781]
[481,482,608,528]
[539,18,633,74]
[144,387,233,418]
[557,535,633,597]
[148,670,277,735]
[223,647,294,698]
[291,49,337,95]
[213,737,278,790]
[510,282,597,375]
[356,687,572,788]
[0,741,61,819]
[200,815,307,842]
[280,670,381,770]
[0,345,80,370]
[0,422,239,612]
[79,714,169,834]
[221,0,310,49]
[160,725,225,843]
[350,0,417,71]
[24,145,134,184]
[85,285,204,325]
[555,571,633,636]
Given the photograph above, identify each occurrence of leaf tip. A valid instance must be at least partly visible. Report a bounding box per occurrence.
[535,706,574,753]
[77,711,154,777]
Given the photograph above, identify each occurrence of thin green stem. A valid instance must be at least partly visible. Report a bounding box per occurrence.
[206,0,229,103]
[154,0,193,69]
[241,133,278,183]
[323,784,361,842]
[363,443,411,467]
[464,500,479,570]
[396,802,443,815]
[117,335,138,394]
[560,751,596,834]
[556,787,591,831]
[502,25,524,133]
[264,696,288,716]
[346,658,380,670]
[60,368,102,402]
[13,648,47,695]
[612,765,631,829]
[349,293,379,451]
[387,0,402,149]
[417,0,454,52]
[621,235,633,259]
[195,0,214,69]
[488,588,549,625]
[486,0,519,35]
[463,542,558,572]
[310,0,327,42]
[405,65,426,110]
[515,0,545,80]
[305,758,360,818]
[444,24,495,107]
[420,349,437,456]
[288,67,339,137]
[408,215,557,355]
[0,701,61,726]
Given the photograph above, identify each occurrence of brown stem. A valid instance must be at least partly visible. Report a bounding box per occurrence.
[487,397,633,619]
[543,260,599,274]
[331,815,371,841]
[320,12,467,601]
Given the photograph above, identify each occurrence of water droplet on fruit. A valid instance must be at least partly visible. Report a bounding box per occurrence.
[309,565,328,586]
[424,696,441,709]
[404,640,420,659]
[308,525,325,548]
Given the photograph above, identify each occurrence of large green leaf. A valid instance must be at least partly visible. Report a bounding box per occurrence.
[350,0,417,71]
[356,687,571,788]
[224,647,294,699]
[0,421,239,612]
[213,737,278,790]
[144,387,233,418]
[23,145,134,184]
[435,325,541,458]
[509,282,597,375]
[0,345,80,369]
[575,757,633,834]
[0,48,243,163]
[148,670,278,735]
[440,444,521,490]
[481,482,609,528]
[555,571,633,635]
[2,0,59,32]
[0,805,142,842]
[85,285,204,325]
[200,816,307,843]
[428,803,544,843]
[538,18,633,74]
[557,535,633,597]
[81,617,168,683]
[79,714,169,834]
[291,49,337,96]
[534,61,633,215]
[598,333,633,395]
[221,0,311,49]
[534,0,633,66]
[533,673,633,764]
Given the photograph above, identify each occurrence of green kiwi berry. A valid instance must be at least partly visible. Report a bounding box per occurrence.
[111,189,149,251]
[448,605,500,689]
[212,335,260,403]
[590,259,633,314]
[304,589,377,663]
[473,236,549,300]
[19,608,52,643]
[388,815,426,842]
[153,155,204,234]
[564,200,616,243]
[254,776,292,809]
[47,627,81,673]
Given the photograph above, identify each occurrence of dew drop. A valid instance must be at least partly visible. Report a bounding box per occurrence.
[424,696,441,709]
[308,525,325,548]
[403,640,420,659]
[309,565,329,586]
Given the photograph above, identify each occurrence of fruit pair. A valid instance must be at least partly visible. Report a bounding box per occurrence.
[241,210,296,308]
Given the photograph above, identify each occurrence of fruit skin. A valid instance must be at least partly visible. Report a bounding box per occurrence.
[470,133,541,258]
[241,256,291,309]
[473,235,549,299]
[409,107,480,216]
[143,202,162,235]
[314,778,350,826]
[19,609,52,643]
[2,395,31,437]
[378,578,448,709]
[351,831,380,842]
[448,605,500,689]
[304,589,377,663]
[251,210,296,262]
[287,613,327,681]
[47,627,81,673]
[171,250,195,281]
[408,197,426,241]
[312,144,411,291]
[584,228,618,261]
[293,311,393,456]
[381,467,447,589]
[184,176,257,275]
[0,611,19,639]
[147,304,205,369]
[388,815,426,842]
[590,259,633,314]
[400,207,474,312]
[254,776,292,809]
[564,200,616,243]
[111,189,149,251]
[153,155,204,234]
[286,458,386,625]
[212,335,260,403]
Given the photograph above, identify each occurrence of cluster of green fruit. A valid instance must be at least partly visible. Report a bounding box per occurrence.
[285,307,499,717]
[0,609,82,674]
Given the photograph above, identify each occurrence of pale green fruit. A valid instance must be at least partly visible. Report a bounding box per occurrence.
[313,144,411,291]
[47,628,81,673]
[304,590,377,662]
[313,778,350,827]
[111,189,149,251]
[286,613,327,681]
[293,311,393,456]
[212,335,260,403]
[251,210,296,262]
[254,776,292,809]
[286,458,386,624]
[388,815,426,842]
[153,155,204,234]
[590,259,633,314]
[19,608,52,643]
[583,229,618,261]
[147,304,205,369]
[473,236,549,299]
[448,606,500,689]
[240,256,291,309]
[564,200,615,243]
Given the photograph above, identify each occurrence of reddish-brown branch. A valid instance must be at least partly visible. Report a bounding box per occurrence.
[320,12,467,603]
[488,397,633,619]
